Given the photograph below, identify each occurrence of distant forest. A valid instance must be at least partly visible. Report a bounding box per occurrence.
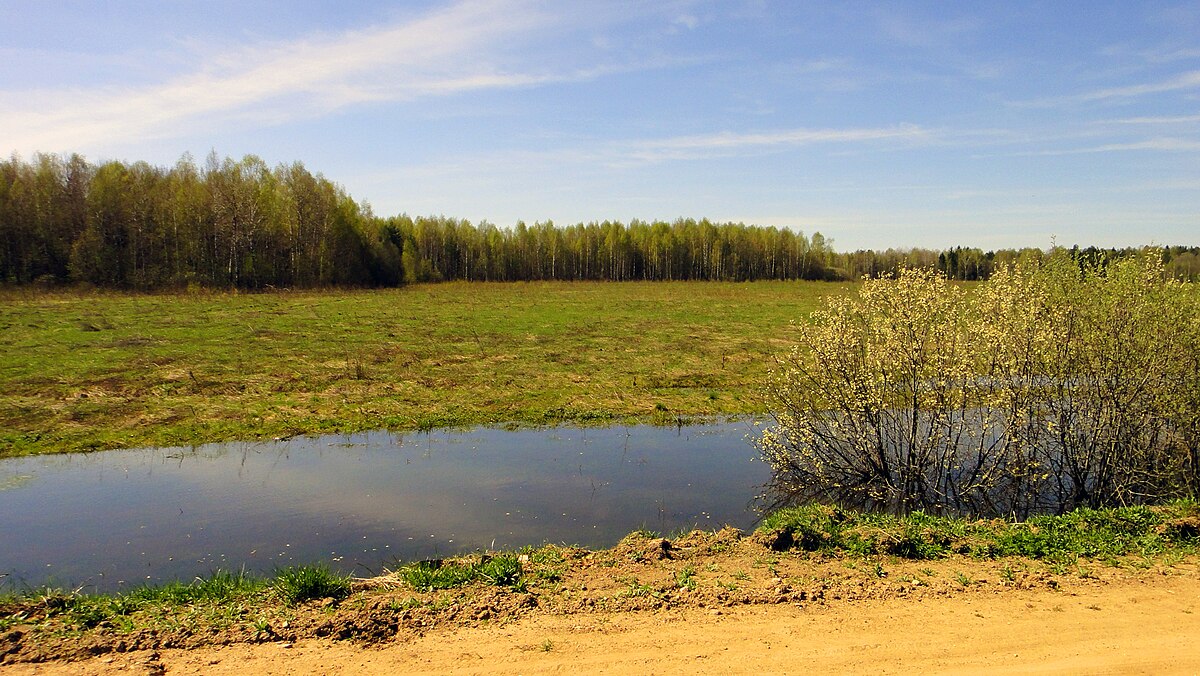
[3,153,1198,289]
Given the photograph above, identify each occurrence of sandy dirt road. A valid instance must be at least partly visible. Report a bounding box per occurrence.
[9,570,1197,675]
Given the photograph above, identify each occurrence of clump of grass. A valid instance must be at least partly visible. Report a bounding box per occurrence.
[757,500,1200,561]
[0,570,271,634]
[523,546,567,583]
[399,561,477,592]
[272,565,350,605]
[396,554,525,592]
[128,569,264,605]
[476,555,523,588]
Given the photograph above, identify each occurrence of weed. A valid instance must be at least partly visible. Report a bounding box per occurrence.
[618,577,654,598]
[954,572,972,587]
[477,555,524,589]
[676,566,698,591]
[533,566,565,583]
[251,617,272,638]
[350,356,369,381]
[1047,554,1076,576]
[272,565,350,605]
[526,546,566,566]
[1160,549,1186,567]
[386,597,424,611]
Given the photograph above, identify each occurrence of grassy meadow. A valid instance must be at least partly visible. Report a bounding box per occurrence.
[0,281,851,457]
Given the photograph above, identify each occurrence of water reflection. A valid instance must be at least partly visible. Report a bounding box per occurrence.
[0,421,767,592]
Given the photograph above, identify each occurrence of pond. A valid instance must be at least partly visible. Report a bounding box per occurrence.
[0,420,769,593]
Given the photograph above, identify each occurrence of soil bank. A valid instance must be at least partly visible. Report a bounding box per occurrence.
[7,574,1198,675]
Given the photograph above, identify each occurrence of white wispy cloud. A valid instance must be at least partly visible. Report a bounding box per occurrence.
[870,7,980,49]
[1012,70,1200,107]
[1138,46,1200,64]
[1098,114,1200,124]
[1009,137,1200,156]
[0,0,633,153]
[346,122,940,216]
[1076,70,1200,101]
[622,124,930,162]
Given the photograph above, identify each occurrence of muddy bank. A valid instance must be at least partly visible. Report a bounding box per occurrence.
[3,527,1197,671]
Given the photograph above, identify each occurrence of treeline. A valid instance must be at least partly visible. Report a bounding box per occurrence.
[0,153,391,289]
[840,244,1200,282]
[2,153,1198,289]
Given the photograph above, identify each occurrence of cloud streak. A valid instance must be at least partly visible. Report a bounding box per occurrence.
[350,123,938,201]
[0,0,621,153]
[1009,137,1200,156]
[622,124,930,162]
[1012,70,1200,108]
[1099,114,1200,125]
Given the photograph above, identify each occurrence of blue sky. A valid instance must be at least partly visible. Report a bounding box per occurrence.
[1,1,1197,250]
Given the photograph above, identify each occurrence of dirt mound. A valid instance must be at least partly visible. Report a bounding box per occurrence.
[611,532,673,562]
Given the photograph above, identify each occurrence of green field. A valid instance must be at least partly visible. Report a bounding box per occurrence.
[0,281,851,457]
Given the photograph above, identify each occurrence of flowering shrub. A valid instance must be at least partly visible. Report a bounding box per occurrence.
[759,249,1200,516]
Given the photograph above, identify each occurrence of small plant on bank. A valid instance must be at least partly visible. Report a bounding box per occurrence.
[477,555,524,589]
[522,544,569,576]
[272,565,351,605]
[618,576,654,598]
[676,566,698,591]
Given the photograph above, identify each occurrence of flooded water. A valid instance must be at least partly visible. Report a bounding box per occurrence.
[0,421,769,592]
